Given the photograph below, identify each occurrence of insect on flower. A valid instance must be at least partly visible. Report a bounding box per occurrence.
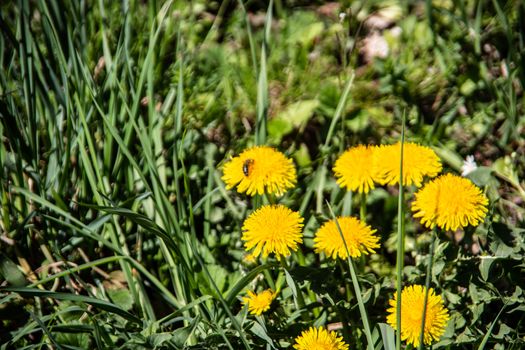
[221,146,296,196]
[243,159,255,177]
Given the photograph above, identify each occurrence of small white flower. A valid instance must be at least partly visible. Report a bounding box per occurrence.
[339,12,346,22]
[461,155,478,176]
[389,26,402,37]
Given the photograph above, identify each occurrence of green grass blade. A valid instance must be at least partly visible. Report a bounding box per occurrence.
[255,0,272,146]
[477,303,507,350]
[225,263,276,306]
[395,114,406,350]
[326,202,374,350]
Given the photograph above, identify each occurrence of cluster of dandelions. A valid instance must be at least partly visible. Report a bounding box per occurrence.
[334,143,488,233]
[333,142,442,193]
[334,143,488,347]
[221,145,382,264]
[221,143,489,348]
[221,146,377,349]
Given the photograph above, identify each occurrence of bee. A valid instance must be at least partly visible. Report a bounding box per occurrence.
[242,159,255,177]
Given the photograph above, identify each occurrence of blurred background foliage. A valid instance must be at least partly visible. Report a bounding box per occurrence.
[0,0,524,349]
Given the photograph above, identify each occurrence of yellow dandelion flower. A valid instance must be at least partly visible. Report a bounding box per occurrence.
[221,146,297,196]
[386,285,450,348]
[412,173,488,231]
[373,142,442,187]
[242,289,276,315]
[314,216,380,259]
[242,204,304,259]
[333,144,377,194]
[293,327,349,350]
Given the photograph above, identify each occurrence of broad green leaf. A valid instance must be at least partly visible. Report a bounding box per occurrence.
[284,268,298,302]
[288,22,324,46]
[479,257,497,281]
[107,288,134,312]
[493,323,512,339]
[467,166,493,187]
[251,318,276,349]
[277,100,319,127]
[269,100,319,142]
[0,254,26,287]
[172,315,200,349]
[293,143,312,168]
[267,118,293,142]
[364,106,394,127]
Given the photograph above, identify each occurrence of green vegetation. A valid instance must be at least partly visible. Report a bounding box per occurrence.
[1,0,524,349]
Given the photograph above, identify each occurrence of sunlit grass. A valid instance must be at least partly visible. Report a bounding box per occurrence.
[1,1,524,349]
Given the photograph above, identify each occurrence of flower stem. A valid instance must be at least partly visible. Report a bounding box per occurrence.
[264,193,275,205]
[253,194,262,210]
[360,192,367,221]
[418,229,437,350]
[396,115,406,350]
[338,259,353,301]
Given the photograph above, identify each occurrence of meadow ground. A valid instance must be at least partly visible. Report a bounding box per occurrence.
[1,1,524,349]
